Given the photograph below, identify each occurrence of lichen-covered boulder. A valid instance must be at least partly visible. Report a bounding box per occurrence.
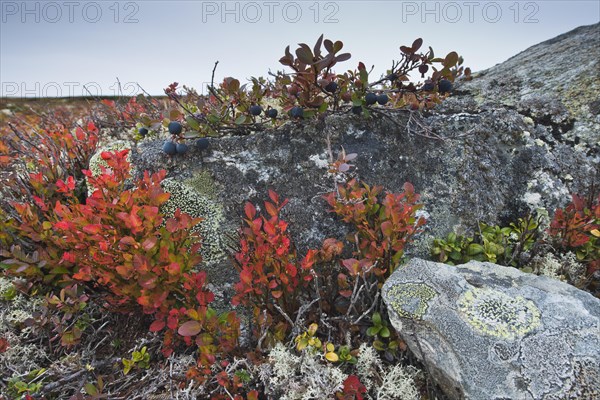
[132,24,598,290]
[382,258,600,399]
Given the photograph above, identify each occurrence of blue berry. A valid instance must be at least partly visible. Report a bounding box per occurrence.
[422,82,435,91]
[325,81,338,93]
[290,106,304,119]
[168,121,183,135]
[267,108,278,118]
[196,138,209,150]
[377,94,389,105]
[365,93,377,105]
[249,105,262,116]
[162,141,177,155]
[138,127,148,137]
[176,143,189,154]
[438,79,453,94]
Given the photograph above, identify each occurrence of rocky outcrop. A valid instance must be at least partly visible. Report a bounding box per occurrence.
[130,24,599,289]
[459,23,599,151]
[382,258,600,400]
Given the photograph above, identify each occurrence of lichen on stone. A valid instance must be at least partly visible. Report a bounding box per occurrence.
[458,287,541,340]
[386,283,437,319]
[184,170,219,200]
[160,178,227,264]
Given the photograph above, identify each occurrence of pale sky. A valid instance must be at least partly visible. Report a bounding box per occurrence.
[1,0,599,97]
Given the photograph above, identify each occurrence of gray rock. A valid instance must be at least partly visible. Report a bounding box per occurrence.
[457,22,600,150]
[382,258,600,400]
[131,23,598,289]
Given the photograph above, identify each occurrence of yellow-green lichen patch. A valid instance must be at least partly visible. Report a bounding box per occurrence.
[184,170,219,200]
[160,178,226,264]
[458,288,541,340]
[387,283,437,319]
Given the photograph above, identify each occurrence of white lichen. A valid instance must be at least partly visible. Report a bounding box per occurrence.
[529,252,586,285]
[309,153,330,169]
[356,343,420,400]
[261,342,347,400]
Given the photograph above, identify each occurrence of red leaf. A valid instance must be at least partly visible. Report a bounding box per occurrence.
[271,290,283,299]
[166,262,181,275]
[286,264,297,277]
[178,320,203,337]
[342,258,360,276]
[54,221,70,230]
[83,224,102,234]
[142,236,158,251]
[381,220,394,237]
[0,337,8,353]
[138,273,157,289]
[264,220,276,236]
[166,218,178,233]
[87,121,98,132]
[149,319,166,332]
[240,268,253,284]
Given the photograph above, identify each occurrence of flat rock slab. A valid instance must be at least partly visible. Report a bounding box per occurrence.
[382,258,600,399]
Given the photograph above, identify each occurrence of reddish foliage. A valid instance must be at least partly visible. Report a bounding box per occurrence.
[336,375,367,400]
[232,190,316,344]
[4,149,238,362]
[324,179,426,278]
[549,193,600,274]
[0,337,8,354]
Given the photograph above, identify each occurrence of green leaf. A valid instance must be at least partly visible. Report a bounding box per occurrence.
[84,383,98,396]
[366,326,380,336]
[333,40,344,53]
[169,109,181,121]
[235,114,247,125]
[183,131,200,139]
[467,243,484,256]
[296,47,314,64]
[373,340,385,351]
[122,359,133,375]
[372,312,382,326]
[380,326,391,338]
[444,52,459,67]
[186,116,200,131]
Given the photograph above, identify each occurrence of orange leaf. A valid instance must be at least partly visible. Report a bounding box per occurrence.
[265,201,278,217]
[244,202,256,220]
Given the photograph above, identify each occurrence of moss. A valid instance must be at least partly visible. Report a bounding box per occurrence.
[386,283,437,320]
[160,178,227,264]
[458,287,540,340]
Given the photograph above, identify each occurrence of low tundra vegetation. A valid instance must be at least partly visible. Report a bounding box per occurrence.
[1,34,596,399]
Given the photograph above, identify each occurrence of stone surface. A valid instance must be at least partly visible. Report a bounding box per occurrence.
[382,258,600,400]
[458,23,600,150]
[130,23,599,289]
